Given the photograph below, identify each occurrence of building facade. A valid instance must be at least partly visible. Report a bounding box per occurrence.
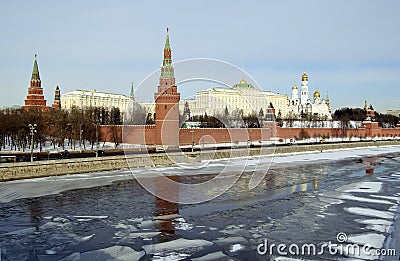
[22,54,49,111]
[387,110,400,118]
[103,30,399,148]
[61,89,132,112]
[288,72,331,119]
[139,78,288,120]
[190,78,288,117]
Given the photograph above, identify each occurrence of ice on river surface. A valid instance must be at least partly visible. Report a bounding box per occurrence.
[1,146,400,260]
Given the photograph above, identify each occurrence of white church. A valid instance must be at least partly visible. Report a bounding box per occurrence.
[287,72,332,119]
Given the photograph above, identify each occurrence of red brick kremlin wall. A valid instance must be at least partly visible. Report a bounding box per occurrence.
[100,121,400,145]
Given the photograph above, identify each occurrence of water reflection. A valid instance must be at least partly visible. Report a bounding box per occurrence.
[360,156,378,175]
[366,168,374,175]
[154,176,180,242]
[27,198,42,231]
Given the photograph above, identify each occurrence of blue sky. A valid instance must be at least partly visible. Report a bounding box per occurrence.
[0,1,399,112]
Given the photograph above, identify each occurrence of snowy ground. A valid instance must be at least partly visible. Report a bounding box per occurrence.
[0,146,400,260]
[2,136,399,153]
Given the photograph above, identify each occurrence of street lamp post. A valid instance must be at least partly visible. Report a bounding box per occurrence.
[79,124,83,153]
[29,124,37,162]
[95,123,99,157]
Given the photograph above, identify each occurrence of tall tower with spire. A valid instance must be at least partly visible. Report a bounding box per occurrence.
[23,54,49,111]
[300,72,309,105]
[154,28,181,148]
[52,85,61,109]
[130,82,135,102]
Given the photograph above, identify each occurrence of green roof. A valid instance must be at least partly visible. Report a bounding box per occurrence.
[31,54,40,81]
[233,78,255,89]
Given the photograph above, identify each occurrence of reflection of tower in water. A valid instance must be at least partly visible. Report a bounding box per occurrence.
[154,175,180,242]
[28,198,43,231]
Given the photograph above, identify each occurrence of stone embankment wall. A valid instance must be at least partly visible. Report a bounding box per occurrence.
[1,141,399,181]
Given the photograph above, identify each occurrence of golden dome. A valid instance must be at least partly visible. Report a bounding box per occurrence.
[313,89,320,99]
[292,85,298,89]
[240,77,247,84]
[302,72,308,81]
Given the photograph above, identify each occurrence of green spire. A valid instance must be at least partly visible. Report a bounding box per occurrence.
[161,27,174,78]
[31,54,40,81]
[164,27,170,49]
[130,82,134,97]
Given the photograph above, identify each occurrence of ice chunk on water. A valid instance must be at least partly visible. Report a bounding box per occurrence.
[45,249,57,255]
[142,238,212,254]
[318,194,344,206]
[76,245,144,261]
[337,182,382,193]
[355,218,392,226]
[40,222,59,230]
[53,217,70,223]
[80,234,95,242]
[127,231,161,238]
[72,215,108,219]
[348,233,386,249]
[338,194,394,205]
[345,207,394,219]
[154,213,181,220]
[213,236,248,246]
[151,251,191,261]
[191,251,227,261]
[229,243,244,252]
[370,195,400,202]
[140,219,165,229]
[220,227,251,238]
[365,224,390,233]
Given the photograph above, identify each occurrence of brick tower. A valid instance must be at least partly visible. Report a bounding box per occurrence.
[52,85,61,109]
[154,28,181,148]
[22,54,49,111]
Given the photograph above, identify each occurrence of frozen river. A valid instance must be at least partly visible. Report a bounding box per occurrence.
[1,146,400,260]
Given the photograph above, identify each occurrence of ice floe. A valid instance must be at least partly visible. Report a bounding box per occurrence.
[142,238,213,254]
[126,231,161,238]
[63,245,144,261]
[355,218,393,234]
[355,219,392,226]
[72,215,108,219]
[151,251,191,261]
[348,233,386,249]
[213,236,248,246]
[338,193,394,205]
[370,195,400,202]
[173,217,194,231]
[229,243,245,252]
[191,251,227,261]
[337,182,382,193]
[345,207,394,219]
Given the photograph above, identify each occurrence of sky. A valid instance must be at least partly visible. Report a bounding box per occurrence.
[0,0,399,113]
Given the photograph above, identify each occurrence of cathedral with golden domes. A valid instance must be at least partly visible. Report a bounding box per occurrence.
[287,72,332,119]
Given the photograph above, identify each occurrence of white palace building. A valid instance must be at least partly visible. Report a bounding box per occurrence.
[59,72,331,121]
[61,89,133,113]
[177,72,332,120]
